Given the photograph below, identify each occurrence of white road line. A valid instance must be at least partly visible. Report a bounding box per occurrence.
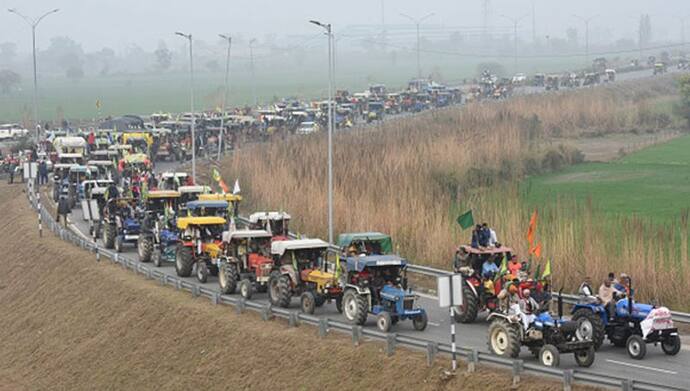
[416,292,439,300]
[428,322,441,327]
[605,359,677,375]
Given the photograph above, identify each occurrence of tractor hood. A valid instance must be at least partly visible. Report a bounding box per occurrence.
[345,254,406,272]
[380,284,412,301]
[616,299,653,321]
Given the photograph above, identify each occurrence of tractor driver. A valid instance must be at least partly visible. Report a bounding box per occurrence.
[519,289,539,330]
[598,278,622,322]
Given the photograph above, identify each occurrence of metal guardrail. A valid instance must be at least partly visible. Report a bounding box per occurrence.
[26,195,683,391]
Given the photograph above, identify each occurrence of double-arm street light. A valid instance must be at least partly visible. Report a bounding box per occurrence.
[175,32,196,183]
[217,34,232,160]
[8,8,59,141]
[400,12,435,81]
[500,13,529,74]
[572,14,597,66]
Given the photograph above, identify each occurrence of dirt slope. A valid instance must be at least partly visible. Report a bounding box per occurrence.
[0,183,595,391]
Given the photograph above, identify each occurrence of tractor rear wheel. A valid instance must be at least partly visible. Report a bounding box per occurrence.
[572,308,605,350]
[103,223,115,249]
[152,249,162,267]
[626,335,647,360]
[662,335,681,356]
[175,245,194,277]
[239,279,253,300]
[218,262,238,294]
[343,290,368,326]
[539,344,561,367]
[335,295,343,314]
[269,274,291,308]
[301,291,316,314]
[453,283,478,324]
[487,319,521,358]
[574,346,595,368]
[137,236,153,263]
[413,312,428,331]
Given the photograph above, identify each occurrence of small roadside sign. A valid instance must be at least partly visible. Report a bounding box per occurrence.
[438,274,463,308]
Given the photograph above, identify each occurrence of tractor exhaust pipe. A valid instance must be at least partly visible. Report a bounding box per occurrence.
[558,288,564,319]
[628,277,633,320]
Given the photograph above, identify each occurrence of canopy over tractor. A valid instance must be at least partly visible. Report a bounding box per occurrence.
[338,232,393,255]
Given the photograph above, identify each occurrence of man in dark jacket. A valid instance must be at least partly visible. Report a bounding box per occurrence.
[57,195,71,227]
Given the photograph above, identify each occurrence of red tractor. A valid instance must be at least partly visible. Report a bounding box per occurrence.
[247,211,291,241]
[218,229,275,299]
[452,245,541,323]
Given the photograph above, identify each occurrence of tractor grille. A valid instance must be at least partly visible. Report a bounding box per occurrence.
[403,298,414,311]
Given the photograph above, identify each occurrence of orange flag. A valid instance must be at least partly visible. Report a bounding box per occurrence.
[531,242,542,258]
[527,210,538,249]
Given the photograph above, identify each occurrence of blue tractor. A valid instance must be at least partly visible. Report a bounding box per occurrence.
[338,232,427,333]
[138,190,180,267]
[487,291,596,368]
[102,197,141,253]
[571,280,681,359]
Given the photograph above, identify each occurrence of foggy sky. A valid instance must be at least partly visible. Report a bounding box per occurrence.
[1,0,689,53]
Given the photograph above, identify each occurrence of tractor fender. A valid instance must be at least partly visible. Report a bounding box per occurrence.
[463,278,479,298]
[279,265,298,287]
[571,303,604,314]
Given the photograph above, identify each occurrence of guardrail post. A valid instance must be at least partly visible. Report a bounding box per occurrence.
[386,333,396,356]
[318,318,328,338]
[175,278,182,291]
[261,305,273,321]
[159,274,166,286]
[512,360,523,386]
[288,312,299,327]
[621,379,632,391]
[114,253,119,265]
[236,298,246,314]
[563,369,573,391]
[426,342,437,367]
[145,268,152,280]
[467,348,478,373]
[192,285,200,297]
[211,292,220,305]
[95,247,100,262]
[352,325,362,346]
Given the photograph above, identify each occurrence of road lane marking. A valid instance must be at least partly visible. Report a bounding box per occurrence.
[416,292,439,300]
[605,359,677,375]
[428,322,441,327]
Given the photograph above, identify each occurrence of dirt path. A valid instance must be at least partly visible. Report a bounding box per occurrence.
[0,182,597,390]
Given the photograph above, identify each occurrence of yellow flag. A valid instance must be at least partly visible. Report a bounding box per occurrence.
[542,259,552,279]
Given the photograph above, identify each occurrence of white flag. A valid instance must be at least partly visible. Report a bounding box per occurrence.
[232,179,241,194]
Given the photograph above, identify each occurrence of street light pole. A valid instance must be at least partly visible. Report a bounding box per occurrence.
[176,32,196,184]
[573,14,597,67]
[8,8,59,141]
[501,14,529,74]
[400,12,435,81]
[217,34,232,161]
[249,39,257,107]
[310,20,335,244]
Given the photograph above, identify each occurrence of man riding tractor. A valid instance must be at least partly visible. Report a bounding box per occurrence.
[571,276,681,359]
[487,291,596,368]
[267,239,343,315]
[138,190,180,267]
[177,185,211,215]
[159,172,189,191]
[218,229,274,299]
[199,193,242,220]
[175,216,226,283]
[101,197,141,252]
[338,232,428,332]
[247,211,291,241]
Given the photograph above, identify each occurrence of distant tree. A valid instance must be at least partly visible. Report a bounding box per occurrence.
[44,36,84,71]
[94,47,116,75]
[65,66,84,82]
[566,28,578,48]
[0,42,17,64]
[154,41,172,71]
[676,75,690,127]
[0,69,20,93]
[639,14,652,48]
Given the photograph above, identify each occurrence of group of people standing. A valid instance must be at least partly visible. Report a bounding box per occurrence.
[471,223,499,248]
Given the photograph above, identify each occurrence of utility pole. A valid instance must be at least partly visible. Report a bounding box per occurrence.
[501,14,529,74]
[309,20,335,244]
[573,14,597,67]
[217,34,232,160]
[482,0,491,45]
[249,39,257,107]
[400,12,435,81]
[531,0,537,44]
[8,8,59,142]
[175,32,196,184]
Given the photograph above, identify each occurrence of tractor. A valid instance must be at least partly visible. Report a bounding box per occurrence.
[267,239,342,314]
[218,229,274,298]
[177,185,211,214]
[571,278,681,359]
[101,197,141,252]
[138,190,180,267]
[159,172,189,191]
[653,62,667,75]
[198,193,242,219]
[545,75,560,91]
[175,216,226,283]
[82,179,114,237]
[185,200,230,218]
[487,293,596,368]
[452,245,540,323]
[339,232,427,332]
[247,211,291,241]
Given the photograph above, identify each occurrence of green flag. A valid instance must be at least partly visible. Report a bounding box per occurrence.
[456,210,474,230]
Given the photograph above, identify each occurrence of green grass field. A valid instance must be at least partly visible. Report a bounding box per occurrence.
[524,134,690,222]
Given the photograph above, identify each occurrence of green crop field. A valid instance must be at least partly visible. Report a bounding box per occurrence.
[523,134,690,223]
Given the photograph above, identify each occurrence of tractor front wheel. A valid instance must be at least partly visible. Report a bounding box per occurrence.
[114,235,123,253]
[342,290,368,326]
[137,236,153,263]
[662,335,681,356]
[239,279,253,300]
[453,283,478,324]
[487,319,521,358]
[572,308,605,350]
[539,344,561,367]
[301,291,316,314]
[413,312,428,331]
[335,295,343,314]
[175,245,194,277]
[574,346,595,367]
[218,262,238,294]
[152,249,162,267]
[377,311,392,333]
[626,335,647,360]
[103,223,115,249]
[196,262,209,283]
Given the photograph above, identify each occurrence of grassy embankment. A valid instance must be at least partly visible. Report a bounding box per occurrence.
[219,75,690,309]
